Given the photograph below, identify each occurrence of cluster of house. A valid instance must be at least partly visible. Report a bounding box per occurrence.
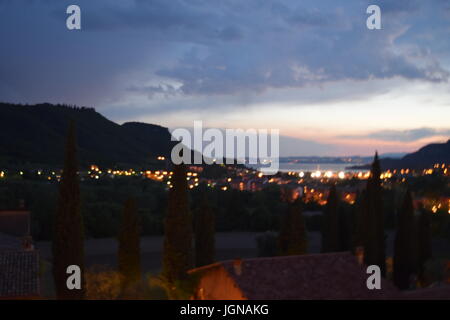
[0,203,40,299]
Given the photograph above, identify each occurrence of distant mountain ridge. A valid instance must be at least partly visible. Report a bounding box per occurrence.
[379,139,450,169]
[0,103,174,166]
[1,102,448,169]
[348,140,450,170]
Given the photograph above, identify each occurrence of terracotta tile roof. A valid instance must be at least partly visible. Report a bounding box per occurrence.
[402,285,450,300]
[0,250,40,298]
[216,252,399,299]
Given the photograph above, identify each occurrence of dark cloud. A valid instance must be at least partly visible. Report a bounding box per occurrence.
[127,83,180,99]
[0,0,449,109]
[130,0,449,96]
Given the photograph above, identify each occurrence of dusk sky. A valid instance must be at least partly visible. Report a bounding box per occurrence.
[1,0,450,156]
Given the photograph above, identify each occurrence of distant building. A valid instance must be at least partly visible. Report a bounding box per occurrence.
[0,250,40,299]
[0,207,40,299]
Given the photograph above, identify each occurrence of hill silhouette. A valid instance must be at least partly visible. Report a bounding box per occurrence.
[1,102,448,169]
[379,139,450,169]
[349,140,450,170]
[0,103,174,166]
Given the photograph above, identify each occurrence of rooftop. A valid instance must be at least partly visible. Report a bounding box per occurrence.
[190,252,400,300]
[0,250,40,298]
[403,285,450,300]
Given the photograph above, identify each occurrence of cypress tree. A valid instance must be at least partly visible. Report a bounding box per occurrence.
[118,197,141,288]
[162,163,193,293]
[194,193,215,267]
[322,185,339,252]
[278,212,289,255]
[393,189,416,290]
[278,199,307,256]
[52,120,85,299]
[338,206,353,252]
[353,190,366,250]
[363,152,386,276]
[417,204,432,286]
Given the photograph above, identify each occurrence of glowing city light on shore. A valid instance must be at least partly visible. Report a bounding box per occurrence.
[338,171,345,179]
[299,171,304,178]
[325,171,332,178]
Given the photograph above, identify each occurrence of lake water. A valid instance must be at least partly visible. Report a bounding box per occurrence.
[278,163,366,172]
[250,163,368,173]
